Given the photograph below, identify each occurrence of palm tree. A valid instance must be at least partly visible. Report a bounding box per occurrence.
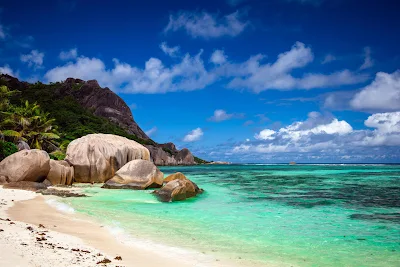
[2,101,60,150]
[0,85,20,139]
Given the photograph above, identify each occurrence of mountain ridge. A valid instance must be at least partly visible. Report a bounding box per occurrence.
[0,74,204,165]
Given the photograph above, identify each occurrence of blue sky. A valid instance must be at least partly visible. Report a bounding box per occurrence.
[1,0,400,163]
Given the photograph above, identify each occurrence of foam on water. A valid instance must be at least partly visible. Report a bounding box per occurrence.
[46,198,75,214]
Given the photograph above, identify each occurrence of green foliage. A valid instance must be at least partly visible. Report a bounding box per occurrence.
[49,150,66,160]
[2,100,60,150]
[194,156,209,164]
[0,140,18,161]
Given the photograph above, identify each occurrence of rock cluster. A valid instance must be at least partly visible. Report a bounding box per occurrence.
[154,172,203,202]
[0,133,203,202]
[65,134,150,183]
[103,159,163,189]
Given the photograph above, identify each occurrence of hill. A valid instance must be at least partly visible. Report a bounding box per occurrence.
[0,74,207,165]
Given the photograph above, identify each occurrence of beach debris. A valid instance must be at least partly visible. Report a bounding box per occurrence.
[9,221,15,225]
[0,218,11,221]
[26,226,34,231]
[0,229,3,232]
[36,237,47,241]
[39,224,45,228]
[96,253,103,256]
[97,258,111,264]
[72,248,80,252]
[114,256,122,260]
[81,250,91,253]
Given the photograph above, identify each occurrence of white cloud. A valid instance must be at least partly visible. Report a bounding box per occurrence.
[183,128,203,142]
[44,51,216,93]
[321,54,336,64]
[20,50,44,69]
[0,65,16,76]
[208,109,244,122]
[145,126,158,137]
[360,46,374,70]
[160,42,180,57]
[59,48,78,61]
[365,112,400,134]
[255,129,276,140]
[164,11,249,39]
[209,109,233,122]
[350,71,400,112]
[210,50,227,65]
[225,42,368,92]
[234,111,400,156]
[44,42,369,95]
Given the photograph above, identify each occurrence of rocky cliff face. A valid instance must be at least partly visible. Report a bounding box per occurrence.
[0,74,196,166]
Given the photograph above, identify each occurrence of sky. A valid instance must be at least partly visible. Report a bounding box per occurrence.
[1,0,400,163]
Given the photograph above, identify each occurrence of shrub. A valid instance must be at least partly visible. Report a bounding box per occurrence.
[0,140,18,161]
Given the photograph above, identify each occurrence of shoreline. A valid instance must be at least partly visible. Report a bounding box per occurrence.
[0,186,267,267]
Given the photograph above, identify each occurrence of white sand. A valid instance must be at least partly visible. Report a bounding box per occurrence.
[0,186,261,267]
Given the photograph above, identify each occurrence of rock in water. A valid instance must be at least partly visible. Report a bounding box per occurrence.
[163,172,187,183]
[154,176,203,202]
[103,159,163,189]
[46,160,74,185]
[3,181,48,191]
[65,134,150,183]
[0,149,50,184]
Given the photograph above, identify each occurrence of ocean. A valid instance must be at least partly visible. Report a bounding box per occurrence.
[59,164,400,266]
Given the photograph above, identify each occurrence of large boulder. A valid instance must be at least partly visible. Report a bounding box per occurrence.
[46,160,74,185]
[0,149,50,184]
[164,172,187,183]
[103,159,163,189]
[154,176,203,202]
[3,181,48,191]
[65,134,150,183]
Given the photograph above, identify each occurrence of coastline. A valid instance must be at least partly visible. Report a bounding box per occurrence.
[0,186,267,267]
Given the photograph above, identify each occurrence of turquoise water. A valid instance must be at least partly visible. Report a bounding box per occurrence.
[63,165,400,266]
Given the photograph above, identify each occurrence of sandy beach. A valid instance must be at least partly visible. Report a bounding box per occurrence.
[0,186,254,267]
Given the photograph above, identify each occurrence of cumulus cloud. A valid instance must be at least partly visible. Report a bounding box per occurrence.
[145,126,158,137]
[59,48,78,61]
[0,65,16,76]
[210,50,227,65]
[225,42,368,92]
[360,46,374,70]
[208,109,244,122]
[350,70,400,112]
[255,129,276,140]
[233,111,400,157]
[160,42,180,57]
[44,42,369,94]
[164,11,249,39]
[20,50,44,69]
[183,128,203,142]
[44,51,216,93]
[321,54,336,64]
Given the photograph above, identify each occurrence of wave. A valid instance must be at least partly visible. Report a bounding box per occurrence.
[105,222,217,266]
[45,198,75,214]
